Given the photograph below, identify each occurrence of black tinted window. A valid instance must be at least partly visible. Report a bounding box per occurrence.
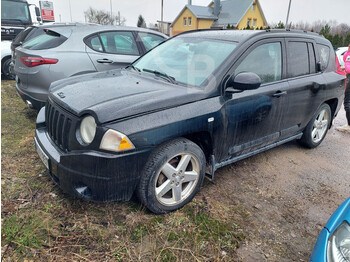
[287,42,309,78]
[235,42,282,84]
[22,30,67,50]
[317,44,330,71]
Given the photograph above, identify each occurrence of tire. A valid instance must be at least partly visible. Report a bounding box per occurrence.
[299,103,331,148]
[137,138,206,214]
[1,57,15,80]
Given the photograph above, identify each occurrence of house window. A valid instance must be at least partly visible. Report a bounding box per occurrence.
[188,17,192,26]
[247,18,251,27]
[184,18,187,26]
[253,19,257,28]
[252,4,256,11]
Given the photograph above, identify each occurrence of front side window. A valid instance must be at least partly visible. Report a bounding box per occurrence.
[287,42,309,77]
[189,17,192,26]
[235,42,282,84]
[184,18,187,26]
[138,32,165,52]
[99,31,139,55]
[134,37,237,86]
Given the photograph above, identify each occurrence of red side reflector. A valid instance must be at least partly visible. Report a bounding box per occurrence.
[20,57,58,67]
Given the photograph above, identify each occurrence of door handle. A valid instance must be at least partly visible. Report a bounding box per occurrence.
[272,91,287,97]
[97,59,113,64]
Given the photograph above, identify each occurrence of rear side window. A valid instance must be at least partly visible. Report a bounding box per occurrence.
[22,30,67,50]
[235,42,282,84]
[287,42,309,78]
[138,32,165,52]
[317,44,330,71]
[101,31,139,55]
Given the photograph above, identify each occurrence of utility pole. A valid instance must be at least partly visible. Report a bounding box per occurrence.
[110,0,113,18]
[68,0,72,22]
[285,0,292,29]
[160,0,164,33]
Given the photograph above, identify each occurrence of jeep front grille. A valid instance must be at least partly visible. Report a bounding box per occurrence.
[46,101,72,152]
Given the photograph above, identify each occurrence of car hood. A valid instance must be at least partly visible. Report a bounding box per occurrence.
[49,69,207,123]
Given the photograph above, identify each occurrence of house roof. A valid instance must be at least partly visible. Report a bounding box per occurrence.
[186,5,218,20]
[209,0,267,27]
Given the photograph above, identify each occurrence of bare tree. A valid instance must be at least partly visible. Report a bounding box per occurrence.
[84,7,112,25]
[114,11,126,26]
[84,7,126,26]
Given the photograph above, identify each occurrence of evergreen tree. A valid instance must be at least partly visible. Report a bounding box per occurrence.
[275,21,285,29]
[137,15,146,28]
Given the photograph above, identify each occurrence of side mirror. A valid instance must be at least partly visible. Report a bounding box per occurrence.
[226,72,261,92]
[35,7,41,17]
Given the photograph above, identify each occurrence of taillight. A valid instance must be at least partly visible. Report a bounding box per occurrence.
[20,57,58,67]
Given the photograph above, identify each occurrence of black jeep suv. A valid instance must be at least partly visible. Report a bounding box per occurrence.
[35,30,345,214]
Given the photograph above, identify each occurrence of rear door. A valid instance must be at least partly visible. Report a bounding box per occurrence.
[281,39,326,137]
[85,31,141,71]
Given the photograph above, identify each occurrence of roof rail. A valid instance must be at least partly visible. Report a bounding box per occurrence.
[174,28,225,37]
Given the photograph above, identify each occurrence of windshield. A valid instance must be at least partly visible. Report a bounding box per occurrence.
[134,37,237,86]
[1,0,31,24]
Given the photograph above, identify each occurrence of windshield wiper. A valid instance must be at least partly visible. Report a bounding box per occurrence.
[143,68,176,84]
[125,65,141,72]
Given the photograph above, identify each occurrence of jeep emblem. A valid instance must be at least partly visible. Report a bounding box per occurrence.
[57,92,65,98]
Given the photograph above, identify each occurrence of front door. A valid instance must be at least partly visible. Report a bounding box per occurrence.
[220,40,288,161]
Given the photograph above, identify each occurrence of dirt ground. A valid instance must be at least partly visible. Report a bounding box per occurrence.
[198,105,350,261]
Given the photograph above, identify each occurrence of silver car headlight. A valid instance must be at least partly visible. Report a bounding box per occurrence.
[327,222,350,262]
[100,129,135,152]
[80,115,97,144]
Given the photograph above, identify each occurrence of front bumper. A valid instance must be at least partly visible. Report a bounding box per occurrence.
[35,107,152,201]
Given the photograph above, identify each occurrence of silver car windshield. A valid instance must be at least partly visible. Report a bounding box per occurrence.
[134,37,237,87]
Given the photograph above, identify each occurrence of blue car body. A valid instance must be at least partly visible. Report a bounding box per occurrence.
[310,198,350,261]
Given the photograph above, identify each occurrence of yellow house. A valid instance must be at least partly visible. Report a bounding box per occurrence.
[171,0,267,36]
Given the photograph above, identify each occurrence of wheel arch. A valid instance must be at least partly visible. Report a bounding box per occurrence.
[324,98,338,127]
[183,131,213,164]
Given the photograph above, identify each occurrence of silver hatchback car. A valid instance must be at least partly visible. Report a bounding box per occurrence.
[14,23,167,110]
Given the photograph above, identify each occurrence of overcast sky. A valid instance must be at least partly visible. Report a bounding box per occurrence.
[28,0,350,27]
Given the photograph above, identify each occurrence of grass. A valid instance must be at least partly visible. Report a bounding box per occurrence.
[1,80,246,261]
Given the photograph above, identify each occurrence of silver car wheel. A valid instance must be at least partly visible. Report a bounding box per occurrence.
[155,153,200,206]
[311,108,330,144]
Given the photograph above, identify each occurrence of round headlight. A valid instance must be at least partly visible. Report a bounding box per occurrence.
[80,115,96,144]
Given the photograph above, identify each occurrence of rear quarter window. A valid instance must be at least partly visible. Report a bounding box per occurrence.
[317,44,330,71]
[22,30,68,50]
[138,32,165,51]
